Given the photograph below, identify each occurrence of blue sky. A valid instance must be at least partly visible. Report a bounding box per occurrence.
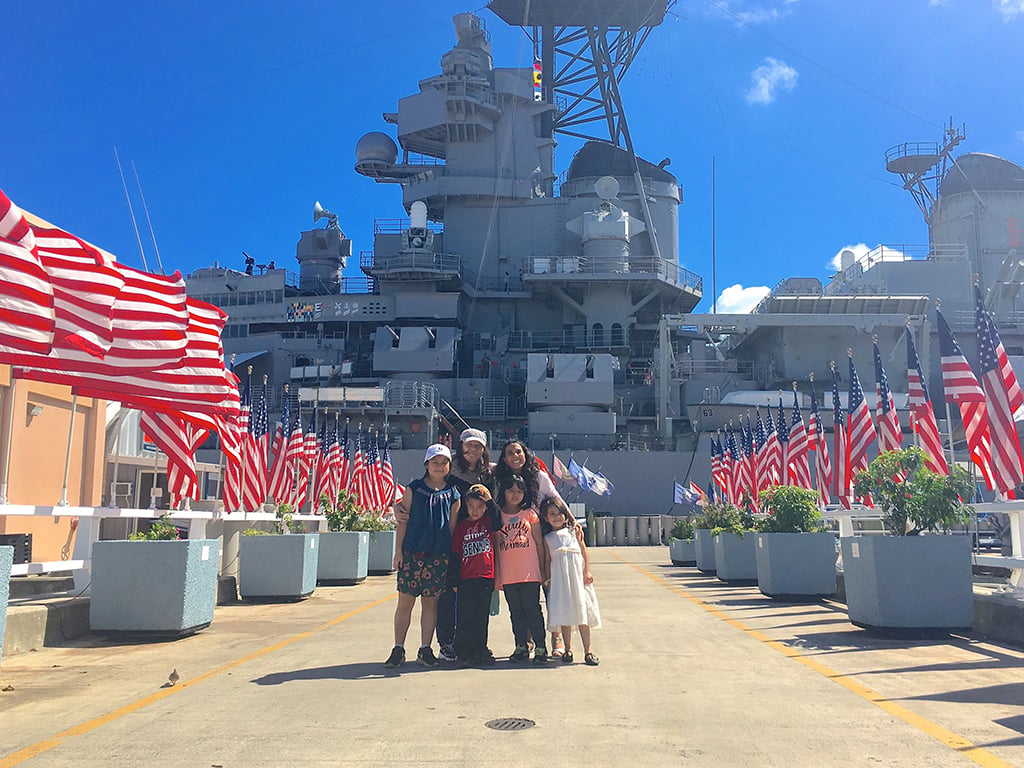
[5,0,1024,313]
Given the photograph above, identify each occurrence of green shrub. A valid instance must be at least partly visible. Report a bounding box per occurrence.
[129,514,180,541]
[324,488,395,533]
[694,503,750,536]
[757,486,825,533]
[670,518,695,540]
[241,528,270,536]
[852,447,974,536]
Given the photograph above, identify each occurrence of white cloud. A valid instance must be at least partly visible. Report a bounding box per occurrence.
[745,57,798,105]
[829,243,908,273]
[716,284,772,313]
[997,0,1024,19]
[713,0,798,25]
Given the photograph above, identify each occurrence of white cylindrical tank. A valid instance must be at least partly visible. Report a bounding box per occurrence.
[839,249,856,271]
[596,516,610,546]
[625,516,639,546]
[612,516,626,546]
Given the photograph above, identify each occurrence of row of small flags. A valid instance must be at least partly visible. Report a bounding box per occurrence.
[220,380,397,513]
[550,453,615,497]
[695,285,1023,509]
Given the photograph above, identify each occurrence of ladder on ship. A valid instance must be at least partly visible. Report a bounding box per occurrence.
[438,397,471,438]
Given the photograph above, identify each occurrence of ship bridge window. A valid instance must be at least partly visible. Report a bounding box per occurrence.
[1006,346,1024,356]
[592,323,604,347]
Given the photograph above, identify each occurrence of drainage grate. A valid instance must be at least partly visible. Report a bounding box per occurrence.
[485,718,535,732]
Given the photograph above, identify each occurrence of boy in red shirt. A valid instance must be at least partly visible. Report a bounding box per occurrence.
[449,484,501,666]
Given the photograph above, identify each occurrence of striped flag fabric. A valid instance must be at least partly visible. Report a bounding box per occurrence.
[167,422,211,505]
[764,407,782,487]
[380,438,397,508]
[809,384,832,509]
[0,190,55,354]
[223,382,251,513]
[241,382,269,512]
[937,307,994,488]
[710,434,726,499]
[267,392,293,506]
[847,353,876,478]
[775,399,791,485]
[350,427,366,505]
[906,330,948,474]
[140,410,210,506]
[363,433,383,511]
[754,408,770,495]
[335,419,350,501]
[975,284,1024,495]
[786,389,813,490]
[553,453,579,487]
[831,364,852,507]
[873,340,902,452]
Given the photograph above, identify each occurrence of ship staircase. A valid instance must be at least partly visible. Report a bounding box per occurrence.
[437,396,472,438]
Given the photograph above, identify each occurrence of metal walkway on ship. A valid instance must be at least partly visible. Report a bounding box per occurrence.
[1,547,1023,767]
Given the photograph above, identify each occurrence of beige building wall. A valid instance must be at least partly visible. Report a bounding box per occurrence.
[0,365,106,563]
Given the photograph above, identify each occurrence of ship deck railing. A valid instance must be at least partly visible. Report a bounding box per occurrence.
[823,242,969,295]
[523,254,702,292]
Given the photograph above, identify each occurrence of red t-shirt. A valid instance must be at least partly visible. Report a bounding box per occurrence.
[451,516,496,580]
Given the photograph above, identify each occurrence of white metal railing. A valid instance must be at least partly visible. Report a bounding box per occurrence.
[1,505,327,590]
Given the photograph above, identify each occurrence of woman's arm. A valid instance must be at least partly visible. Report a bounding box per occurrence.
[392,486,411,569]
[530,516,547,582]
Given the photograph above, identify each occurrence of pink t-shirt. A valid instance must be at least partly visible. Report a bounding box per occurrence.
[496,507,543,586]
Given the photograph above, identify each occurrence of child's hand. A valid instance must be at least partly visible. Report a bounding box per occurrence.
[393,552,404,570]
[583,569,594,585]
[395,507,411,524]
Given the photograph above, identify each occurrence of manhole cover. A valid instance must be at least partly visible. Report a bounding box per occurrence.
[485,717,535,731]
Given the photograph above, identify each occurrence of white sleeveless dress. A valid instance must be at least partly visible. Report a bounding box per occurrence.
[545,528,601,630]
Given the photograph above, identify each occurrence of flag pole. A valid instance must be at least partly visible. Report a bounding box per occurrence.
[310,403,321,515]
[0,375,18,505]
[107,408,123,508]
[57,394,79,507]
[149,433,161,510]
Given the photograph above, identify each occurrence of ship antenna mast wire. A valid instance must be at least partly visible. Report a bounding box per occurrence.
[132,160,165,276]
[114,146,149,272]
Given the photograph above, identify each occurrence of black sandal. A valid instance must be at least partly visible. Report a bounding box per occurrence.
[584,652,600,666]
[561,651,573,663]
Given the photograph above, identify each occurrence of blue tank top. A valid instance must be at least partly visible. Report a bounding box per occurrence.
[402,479,460,554]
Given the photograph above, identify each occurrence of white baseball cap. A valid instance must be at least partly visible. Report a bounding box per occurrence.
[460,428,487,448]
[423,444,452,464]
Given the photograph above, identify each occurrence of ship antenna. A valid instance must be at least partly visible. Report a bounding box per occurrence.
[132,160,165,276]
[114,146,149,271]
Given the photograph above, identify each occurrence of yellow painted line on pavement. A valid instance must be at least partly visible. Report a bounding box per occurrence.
[0,594,396,768]
[608,552,1014,768]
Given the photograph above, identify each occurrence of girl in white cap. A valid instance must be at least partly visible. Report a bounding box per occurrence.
[385,444,461,669]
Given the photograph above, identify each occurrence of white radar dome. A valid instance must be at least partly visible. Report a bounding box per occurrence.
[355,132,399,165]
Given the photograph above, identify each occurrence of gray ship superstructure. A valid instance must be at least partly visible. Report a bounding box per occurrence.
[185,2,1024,503]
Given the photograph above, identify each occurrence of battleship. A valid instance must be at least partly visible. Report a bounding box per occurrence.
[180,0,1024,514]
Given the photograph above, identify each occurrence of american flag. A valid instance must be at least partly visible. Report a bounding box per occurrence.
[937,307,994,488]
[775,399,791,484]
[167,422,211,506]
[223,382,251,513]
[765,405,782,487]
[363,433,383,510]
[311,410,332,512]
[241,383,269,513]
[831,364,852,507]
[744,416,759,502]
[787,389,813,490]
[873,340,902,452]
[754,408,771,493]
[975,284,1024,495]
[350,427,366,506]
[268,391,293,506]
[380,438,397,507]
[810,384,832,509]
[847,353,876,478]
[711,434,727,500]
[726,427,742,505]
[0,190,54,354]
[731,424,752,504]
[906,330,948,474]
[140,410,209,507]
[335,419,350,502]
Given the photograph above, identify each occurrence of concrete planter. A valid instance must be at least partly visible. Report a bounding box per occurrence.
[367,530,397,575]
[714,532,758,584]
[0,546,11,668]
[668,538,696,566]
[756,532,836,600]
[841,535,973,631]
[90,539,219,636]
[240,533,319,601]
[694,529,717,573]
[318,531,369,585]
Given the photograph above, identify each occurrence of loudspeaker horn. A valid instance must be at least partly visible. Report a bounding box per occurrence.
[313,200,333,224]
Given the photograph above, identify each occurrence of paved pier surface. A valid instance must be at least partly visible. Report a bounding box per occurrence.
[1,547,1023,767]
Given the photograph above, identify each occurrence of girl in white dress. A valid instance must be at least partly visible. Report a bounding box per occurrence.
[540,497,601,666]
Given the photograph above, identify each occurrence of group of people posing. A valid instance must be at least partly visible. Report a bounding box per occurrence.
[385,428,602,669]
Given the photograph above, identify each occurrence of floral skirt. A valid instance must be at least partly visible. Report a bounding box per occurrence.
[397,551,449,597]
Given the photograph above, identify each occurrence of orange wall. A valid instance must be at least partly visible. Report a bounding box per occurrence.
[0,365,105,562]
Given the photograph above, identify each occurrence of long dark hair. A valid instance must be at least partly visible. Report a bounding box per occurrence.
[494,439,542,508]
[497,473,530,511]
[539,495,577,535]
[454,439,494,485]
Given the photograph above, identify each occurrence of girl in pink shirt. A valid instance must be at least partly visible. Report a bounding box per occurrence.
[495,474,549,663]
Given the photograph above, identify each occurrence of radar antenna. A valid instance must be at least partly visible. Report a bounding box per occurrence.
[885,118,965,225]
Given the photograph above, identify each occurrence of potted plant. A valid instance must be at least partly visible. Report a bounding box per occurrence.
[0,545,12,667]
[318,490,371,585]
[89,515,219,637]
[709,504,758,584]
[846,447,975,631]
[693,503,741,574]
[754,485,836,600]
[668,518,696,566]
[239,504,319,601]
